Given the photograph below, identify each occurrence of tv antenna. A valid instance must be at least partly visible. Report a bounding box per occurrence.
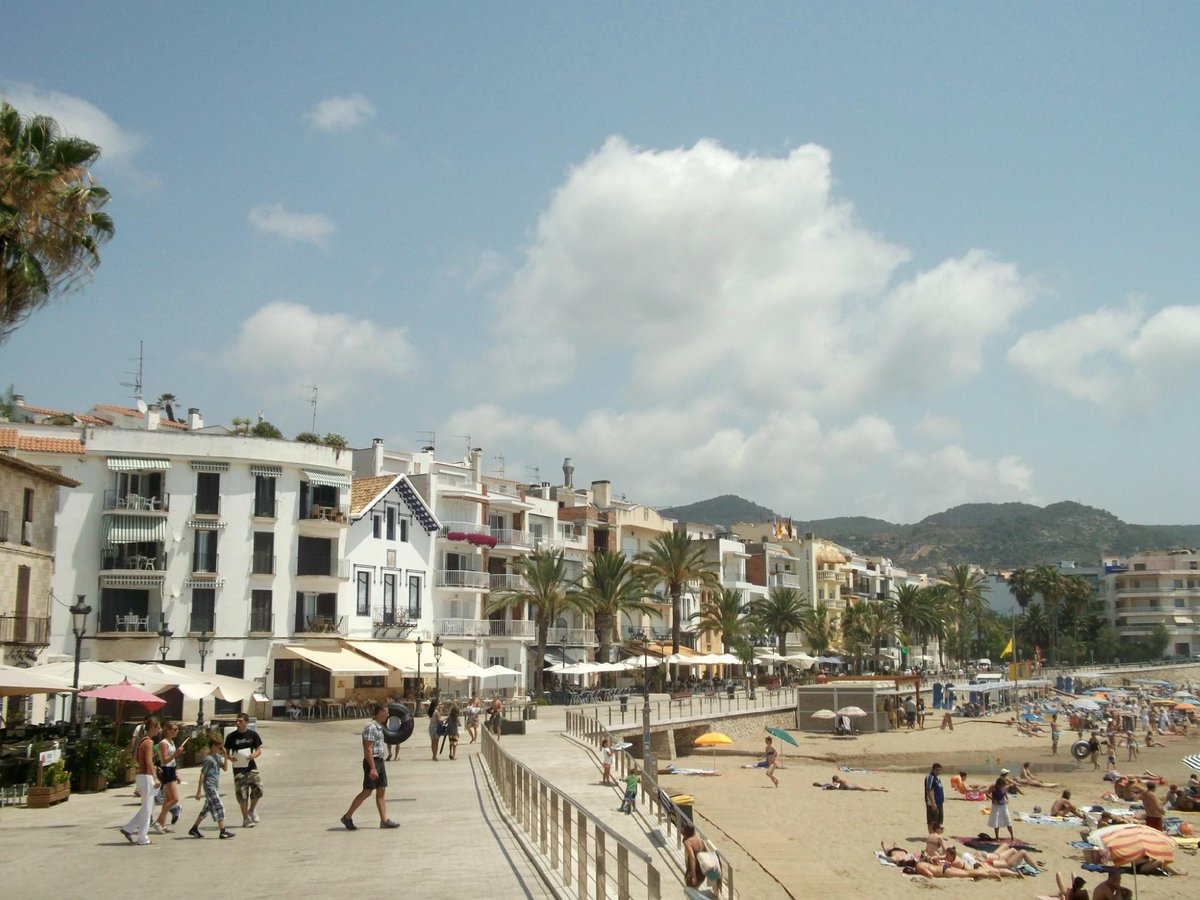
[305,384,319,433]
[493,455,506,478]
[454,433,472,458]
[525,465,541,484]
[416,430,436,452]
[120,340,146,411]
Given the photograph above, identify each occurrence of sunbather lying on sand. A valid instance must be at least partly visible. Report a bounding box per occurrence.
[902,846,1003,880]
[1035,872,1088,900]
[1017,762,1059,788]
[829,775,888,792]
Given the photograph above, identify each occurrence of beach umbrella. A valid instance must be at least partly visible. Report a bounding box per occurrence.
[693,731,733,770]
[765,726,798,747]
[810,708,836,719]
[1175,702,1196,711]
[1090,822,1176,898]
[1181,754,1200,771]
[1172,691,1197,699]
[1020,712,1042,722]
[837,706,868,718]
[79,678,167,739]
[1070,698,1102,712]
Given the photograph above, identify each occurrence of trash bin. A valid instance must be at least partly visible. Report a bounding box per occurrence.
[523,704,538,721]
[726,684,735,699]
[619,695,629,713]
[670,793,695,823]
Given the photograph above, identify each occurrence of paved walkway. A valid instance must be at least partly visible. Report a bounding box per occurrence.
[1,718,553,899]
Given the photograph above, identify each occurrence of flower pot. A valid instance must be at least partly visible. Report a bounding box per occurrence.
[83,774,108,793]
[27,782,71,808]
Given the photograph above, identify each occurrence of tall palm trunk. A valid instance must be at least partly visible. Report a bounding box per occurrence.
[535,618,550,699]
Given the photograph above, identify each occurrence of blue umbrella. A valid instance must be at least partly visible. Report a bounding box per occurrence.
[1020,712,1042,722]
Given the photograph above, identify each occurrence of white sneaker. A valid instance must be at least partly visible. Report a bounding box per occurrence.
[251,811,260,824]
[150,822,166,835]
[243,817,255,828]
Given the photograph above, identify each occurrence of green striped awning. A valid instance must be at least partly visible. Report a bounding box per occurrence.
[250,464,283,478]
[101,515,168,548]
[107,457,172,472]
[302,469,351,488]
[189,460,229,472]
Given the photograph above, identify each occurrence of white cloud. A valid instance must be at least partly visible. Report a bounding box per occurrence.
[0,83,152,184]
[248,204,336,246]
[913,415,962,442]
[1008,300,1200,403]
[303,94,376,131]
[224,302,418,402]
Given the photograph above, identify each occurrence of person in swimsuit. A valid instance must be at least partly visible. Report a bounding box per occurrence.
[762,737,779,787]
[1140,781,1164,830]
[830,775,887,791]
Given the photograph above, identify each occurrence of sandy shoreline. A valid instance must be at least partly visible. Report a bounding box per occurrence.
[658,684,1200,899]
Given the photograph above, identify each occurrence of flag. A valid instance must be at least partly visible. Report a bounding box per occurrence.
[999,638,1014,659]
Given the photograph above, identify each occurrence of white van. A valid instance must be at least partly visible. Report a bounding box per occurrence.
[973,672,1003,684]
[973,658,992,668]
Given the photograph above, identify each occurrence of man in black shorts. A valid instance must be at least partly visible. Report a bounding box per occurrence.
[341,704,399,830]
[925,762,945,833]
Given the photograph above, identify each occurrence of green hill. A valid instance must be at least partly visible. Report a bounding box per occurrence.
[659,494,777,526]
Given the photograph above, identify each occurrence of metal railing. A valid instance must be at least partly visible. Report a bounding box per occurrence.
[0,615,50,644]
[192,551,219,574]
[296,615,347,635]
[103,489,170,512]
[563,709,735,898]
[295,557,350,579]
[479,726,663,899]
[492,528,533,547]
[192,495,221,516]
[252,498,279,519]
[189,615,216,634]
[576,687,798,731]
[489,572,528,591]
[548,626,597,645]
[250,553,276,575]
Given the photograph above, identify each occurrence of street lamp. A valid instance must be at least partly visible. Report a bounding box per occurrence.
[433,635,444,700]
[196,630,212,726]
[414,637,424,714]
[635,629,652,773]
[157,622,173,662]
[69,595,92,736]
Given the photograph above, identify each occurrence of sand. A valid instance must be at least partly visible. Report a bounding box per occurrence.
[658,692,1200,899]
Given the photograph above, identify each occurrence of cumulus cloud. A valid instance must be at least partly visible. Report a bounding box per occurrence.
[1008,300,1200,403]
[224,302,418,401]
[248,204,336,246]
[303,94,376,131]
[0,83,152,183]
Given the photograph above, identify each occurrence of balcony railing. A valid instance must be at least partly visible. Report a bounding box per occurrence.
[248,611,274,634]
[372,606,417,628]
[440,521,491,539]
[0,615,50,645]
[101,549,167,572]
[491,619,535,638]
[622,625,671,641]
[104,489,169,512]
[250,553,276,575]
[488,572,528,591]
[435,569,489,589]
[769,573,801,588]
[548,626,597,645]
[252,498,279,519]
[297,615,347,635]
[492,528,533,547]
[434,617,489,637]
[300,504,348,524]
[99,611,157,634]
[295,557,350,579]
[189,614,216,634]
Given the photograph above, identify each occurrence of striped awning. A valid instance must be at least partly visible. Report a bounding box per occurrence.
[184,578,225,589]
[187,519,226,531]
[396,476,440,534]
[189,460,229,472]
[101,515,168,548]
[250,464,283,478]
[100,573,165,588]
[107,457,171,472]
[302,469,351,488]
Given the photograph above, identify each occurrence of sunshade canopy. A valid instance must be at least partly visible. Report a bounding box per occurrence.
[276,645,386,676]
[0,663,75,696]
[345,640,483,676]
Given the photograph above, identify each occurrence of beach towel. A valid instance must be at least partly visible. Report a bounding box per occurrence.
[663,765,720,776]
[874,851,897,866]
[951,791,987,801]
[1016,812,1083,826]
[839,766,880,774]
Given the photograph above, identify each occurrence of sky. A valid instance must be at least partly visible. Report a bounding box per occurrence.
[3,3,1198,526]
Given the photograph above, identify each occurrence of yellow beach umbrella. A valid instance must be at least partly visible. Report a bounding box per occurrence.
[693,732,733,771]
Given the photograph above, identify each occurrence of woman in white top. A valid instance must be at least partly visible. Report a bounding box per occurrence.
[152,721,188,833]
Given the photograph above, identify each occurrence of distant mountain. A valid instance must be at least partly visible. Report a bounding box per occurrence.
[661,497,1200,571]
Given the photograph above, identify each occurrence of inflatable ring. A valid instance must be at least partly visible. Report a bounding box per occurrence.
[1070,739,1092,761]
[384,702,415,745]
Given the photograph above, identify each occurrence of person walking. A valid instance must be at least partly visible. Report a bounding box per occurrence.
[762,736,779,787]
[1050,714,1060,756]
[151,721,187,833]
[619,766,640,814]
[224,713,264,828]
[120,717,161,846]
[340,704,400,830]
[427,698,443,760]
[600,737,614,785]
[465,696,481,743]
[188,734,235,839]
[487,696,503,739]
[445,703,460,760]
[924,762,945,834]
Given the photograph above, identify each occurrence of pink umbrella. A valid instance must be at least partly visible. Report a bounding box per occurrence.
[79,678,167,738]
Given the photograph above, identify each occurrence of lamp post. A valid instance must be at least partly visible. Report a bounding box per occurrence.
[635,629,653,773]
[157,622,173,662]
[433,635,444,701]
[69,595,92,736]
[196,630,212,726]
[414,637,424,714]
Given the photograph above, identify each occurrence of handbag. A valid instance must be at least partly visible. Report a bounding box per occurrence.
[436,720,448,736]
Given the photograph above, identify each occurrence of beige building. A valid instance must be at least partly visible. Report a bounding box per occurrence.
[1102,550,1200,658]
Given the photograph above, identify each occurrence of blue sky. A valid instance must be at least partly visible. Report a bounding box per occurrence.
[4,3,1199,526]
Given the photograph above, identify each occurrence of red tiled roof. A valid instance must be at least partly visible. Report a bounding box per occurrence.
[0,428,86,454]
[77,414,109,425]
[17,403,69,416]
[94,403,143,418]
[0,452,81,486]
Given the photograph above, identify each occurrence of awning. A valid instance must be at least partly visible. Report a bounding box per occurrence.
[189,460,229,472]
[395,476,440,534]
[250,464,283,478]
[542,647,582,666]
[107,457,171,471]
[101,515,168,548]
[303,469,351,488]
[1175,616,1194,625]
[276,645,386,676]
[345,640,484,676]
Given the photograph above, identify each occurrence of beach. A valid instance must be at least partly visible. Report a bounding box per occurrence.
[659,684,1200,899]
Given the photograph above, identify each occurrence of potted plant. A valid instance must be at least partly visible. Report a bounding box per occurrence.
[74,740,119,792]
[112,746,137,785]
[27,760,71,807]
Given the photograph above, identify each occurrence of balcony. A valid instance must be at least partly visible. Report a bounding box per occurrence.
[817,569,840,582]
[295,615,347,636]
[438,473,486,500]
[439,522,494,548]
[104,489,169,512]
[297,503,349,537]
[295,557,350,580]
[769,573,801,589]
[492,528,534,549]
[188,614,216,634]
[435,569,489,590]
[373,607,418,628]
[97,606,160,635]
[0,615,50,645]
[101,548,167,574]
[434,617,489,637]
[248,611,275,635]
[489,573,528,592]
[250,553,276,576]
[488,619,535,638]
[621,625,670,641]
[548,626,597,646]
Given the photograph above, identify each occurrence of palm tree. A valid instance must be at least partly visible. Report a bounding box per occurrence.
[748,587,807,656]
[485,547,581,700]
[859,601,899,669]
[574,550,655,668]
[635,532,719,657]
[798,601,835,656]
[1006,568,1038,611]
[941,564,988,662]
[691,588,747,654]
[840,603,869,673]
[1062,576,1096,665]
[1,102,114,342]
[155,393,178,422]
[1033,566,1067,665]
[892,584,941,665]
[1017,600,1051,650]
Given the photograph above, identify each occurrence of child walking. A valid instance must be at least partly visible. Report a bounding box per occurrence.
[600,737,614,785]
[446,704,461,760]
[619,766,640,814]
[189,735,235,839]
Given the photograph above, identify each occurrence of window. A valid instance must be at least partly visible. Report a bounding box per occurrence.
[1134,563,1146,571]
[252,532,274,575]
[273,658,329,701]
[195,472,220,515]
[1175,580,1184,589]
[21,488,33,545]
[253,475,277,517]
[386,507,396,540]
[382,573,396,623]
[398,517,408,542]
[408,575,422,619]
[190,588,215,632]
[373,515,382,539]
[250,590,272,632]
[354,675,386,688]
[193,531,218,573]
[356,570,370,616]
[489,514,504,531]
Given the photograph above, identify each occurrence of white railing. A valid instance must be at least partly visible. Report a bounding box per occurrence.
[493,528,534,547]
[435,569,489,589]
[769,572,801,588]
[489,572,528,591]
[441,520,491,536]
[490,619,536,638]
[548,627,597,645]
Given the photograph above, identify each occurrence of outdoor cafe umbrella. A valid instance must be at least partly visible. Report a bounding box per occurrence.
[810,708,836,720]
[693,732,733,769]
[1089,822,1176,898]
[78,678,166,739]
[0,663,75,697]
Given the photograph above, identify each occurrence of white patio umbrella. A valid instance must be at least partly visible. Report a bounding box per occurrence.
[810,708,836,719]
[33,660,172,690]
[619,657,662,669]
[479,664,521,679]
[0,664,75,697]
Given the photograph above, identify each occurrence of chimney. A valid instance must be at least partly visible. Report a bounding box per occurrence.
[592,480,611,508]
[146,404,161,431]
[372,438,385,476]
[470,447,482,481]
[562,457,574,488]
[187,408,204,430]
